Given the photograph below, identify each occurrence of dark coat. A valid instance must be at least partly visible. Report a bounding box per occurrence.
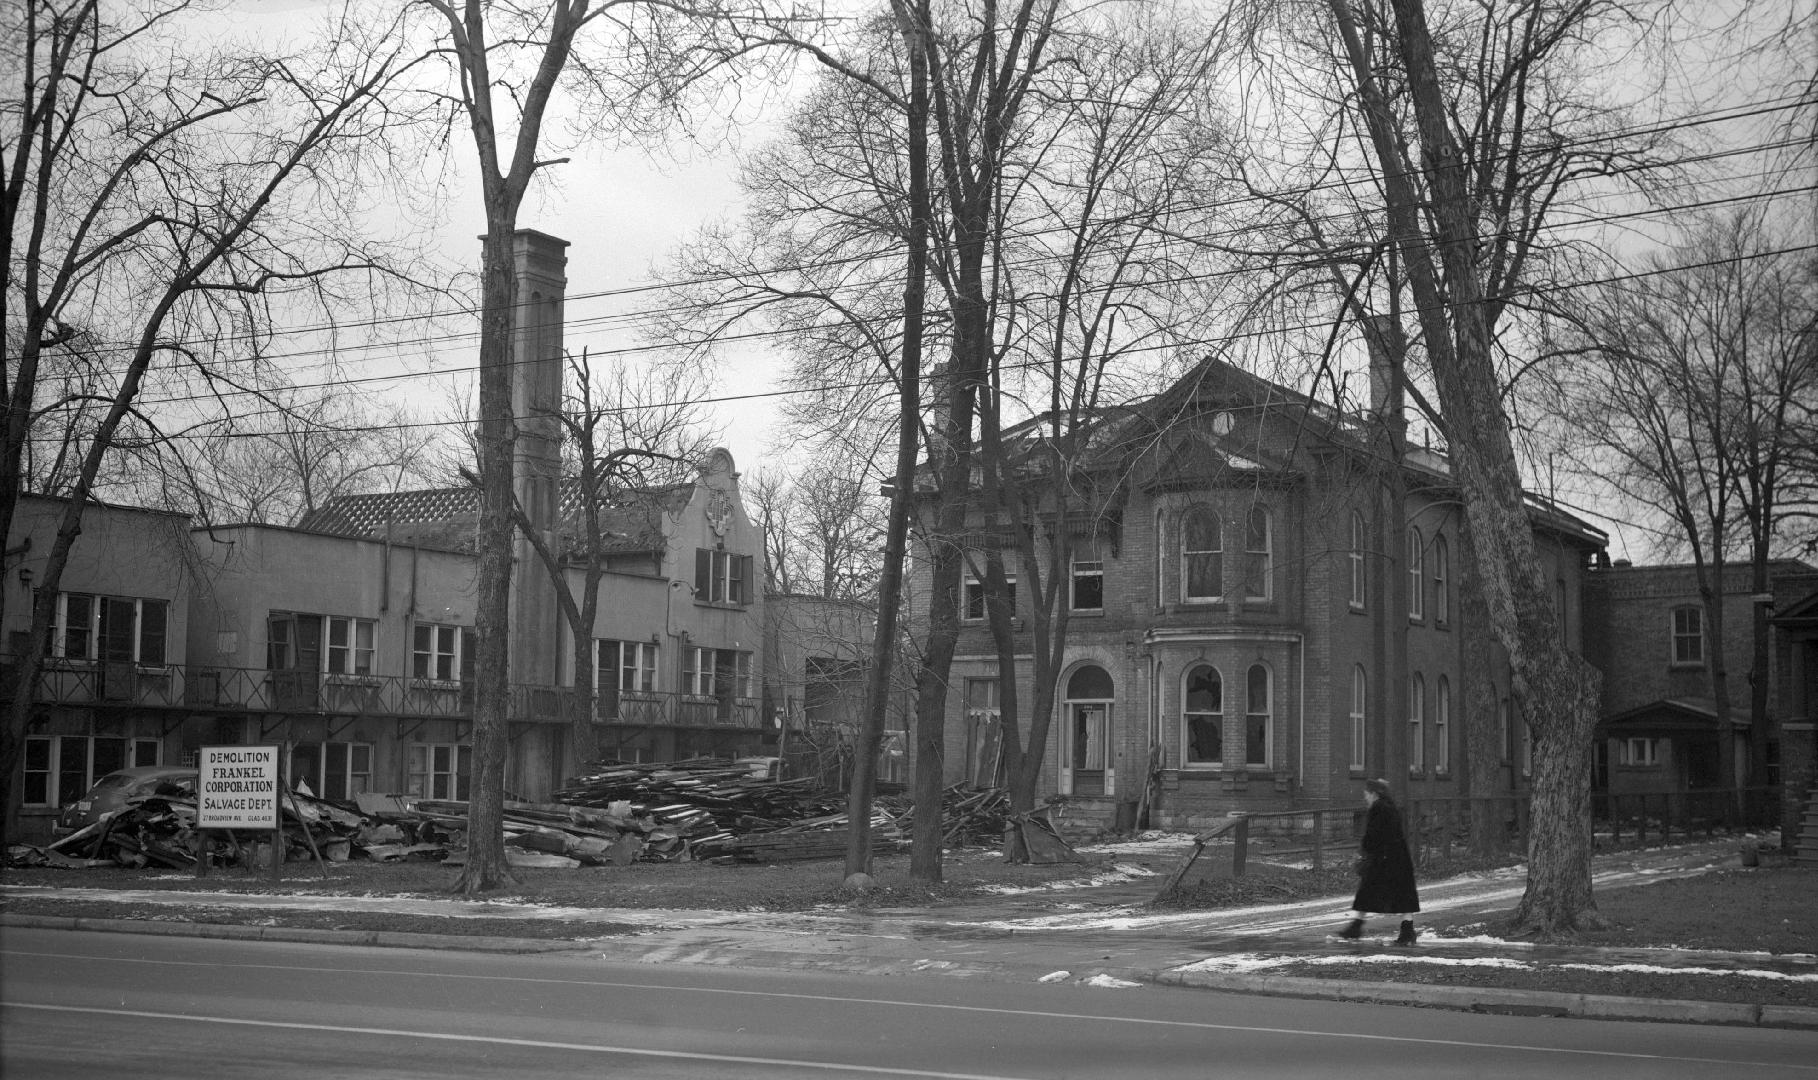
[1352,797,1420,914]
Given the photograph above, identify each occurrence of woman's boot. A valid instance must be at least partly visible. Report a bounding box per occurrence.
[1393,920,1417,946]
[1334,918,1364,940]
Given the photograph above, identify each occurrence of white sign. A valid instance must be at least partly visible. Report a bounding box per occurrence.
[197,745,281,829]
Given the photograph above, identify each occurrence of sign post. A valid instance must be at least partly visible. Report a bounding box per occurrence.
[198,745,281,881]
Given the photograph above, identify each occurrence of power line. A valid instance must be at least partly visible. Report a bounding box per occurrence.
[85,176,1818,415]
[26,235,1817,448]
[10,92,1808,366]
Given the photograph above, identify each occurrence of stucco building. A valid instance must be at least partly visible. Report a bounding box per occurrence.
[3,232,777,843]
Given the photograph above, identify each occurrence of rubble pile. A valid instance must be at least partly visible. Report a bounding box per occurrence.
[7,760,1057,870]
[551,759,901,862]
[18,787,427,871]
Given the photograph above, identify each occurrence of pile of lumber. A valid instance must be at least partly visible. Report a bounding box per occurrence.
[7,761,1059,872]
[938,785,1015,847]
[551,758,878,863]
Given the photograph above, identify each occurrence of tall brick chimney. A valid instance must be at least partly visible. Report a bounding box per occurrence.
[507,230,568,691]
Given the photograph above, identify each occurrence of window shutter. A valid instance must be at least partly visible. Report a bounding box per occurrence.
[695,548,711,595]
[460,629,477,683]
[740,555,755,604]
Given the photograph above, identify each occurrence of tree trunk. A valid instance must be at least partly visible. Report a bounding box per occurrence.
[455,221,520,895]
[1457,520,1506,856]
[846,0,930,883]
[1514,654,1600,928]
[1330,0,1606,934]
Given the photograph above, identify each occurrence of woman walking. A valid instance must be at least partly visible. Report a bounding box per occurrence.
[1335,778,1420,945]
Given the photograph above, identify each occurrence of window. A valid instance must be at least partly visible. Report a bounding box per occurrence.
[1349,666,1367,770]
[1183,664,1223,766]
[965,677,1001,724]
[412,623,465,682]
[1245,663,1271,767]
[1182,507,1222,601]
[595,639,658,693]
[290,741,373,801]
[1432,536,1449,626]
[1672,606,1704,665]
[1407,526,1424,620]
[963,573,1016,621]
[1071,543,1104,612]
[325,617,376,676]
[1155,508,1166,607]
[1243,506,1272,601]
[22,735,160,807]
[1349,513,1367,609]
[1435,676,1451,774]
[1408,673,1425,774]
[272,612,376,677]
[1619,737,1659,767]
[683,646,753,698]
[695,548,754,605]
[405,743,471,801]
[45,593,167,665]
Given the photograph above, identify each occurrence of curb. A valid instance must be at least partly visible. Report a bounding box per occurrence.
[0,913,586,954]
[1152,968,1818,1029]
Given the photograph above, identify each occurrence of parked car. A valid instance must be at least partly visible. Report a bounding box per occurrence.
[734,756,784,781]
[54,765,198,836]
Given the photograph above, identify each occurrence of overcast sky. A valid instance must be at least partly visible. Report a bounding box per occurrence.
[214,0,1813,560]
[227,0,783,472]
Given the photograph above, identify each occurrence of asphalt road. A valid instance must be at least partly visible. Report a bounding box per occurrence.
[4,928,1814,1079]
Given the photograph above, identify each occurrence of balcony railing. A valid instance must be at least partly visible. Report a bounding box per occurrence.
[12,659,761,731]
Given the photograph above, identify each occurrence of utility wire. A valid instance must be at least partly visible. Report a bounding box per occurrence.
[26,235,1816,447]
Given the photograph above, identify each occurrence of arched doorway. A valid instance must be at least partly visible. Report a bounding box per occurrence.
[1060,664,1115,796]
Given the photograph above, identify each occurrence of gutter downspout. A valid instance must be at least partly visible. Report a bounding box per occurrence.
[1297,631,1306,797]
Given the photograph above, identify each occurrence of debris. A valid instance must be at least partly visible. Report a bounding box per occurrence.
[6,760,1039,872]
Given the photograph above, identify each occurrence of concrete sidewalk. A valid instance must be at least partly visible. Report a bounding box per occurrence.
[4,838,1815,1029]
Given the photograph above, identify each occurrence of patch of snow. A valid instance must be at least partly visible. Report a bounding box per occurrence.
[973,863,1156,895]
[1083,974,1145,988]
[1555,962,1818,983]
[1038,970,1072,983]
[1174,952,1817,983]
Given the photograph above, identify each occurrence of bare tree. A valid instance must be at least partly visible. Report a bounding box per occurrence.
[119,388,439,525]
[667,0,1246,872]
[508,348,721,773]
[0,0,426,838]
[1556,207,1818,831]
[746,468,796,594]
[966,8,1236,843]
[751,459,887,601]
[1297,0,1674,934]
[412,0,795,893]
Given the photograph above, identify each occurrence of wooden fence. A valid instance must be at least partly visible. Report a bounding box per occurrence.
[1154,786,1781,899]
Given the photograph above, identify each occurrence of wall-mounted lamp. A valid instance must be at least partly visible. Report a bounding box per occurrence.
[17,567,32,590]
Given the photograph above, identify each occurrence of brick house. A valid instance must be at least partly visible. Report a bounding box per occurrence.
[1583,560,1818,832]
[916,356,1606,833]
